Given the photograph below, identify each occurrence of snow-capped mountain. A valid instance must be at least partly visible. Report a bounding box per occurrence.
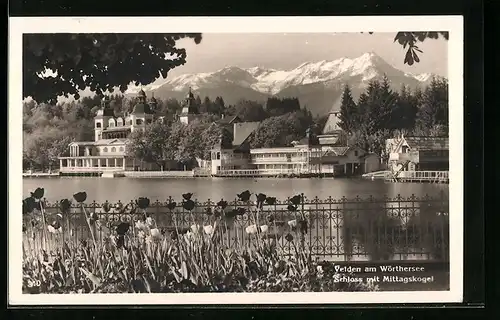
[127,52,445,116]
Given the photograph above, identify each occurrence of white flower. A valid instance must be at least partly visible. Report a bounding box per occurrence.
[146,217,154,227]
[150,228,162,239]
[137,230,146,239]
[260,225,269,233]
[190,224,200,234]
[184,231,195,242]
[47,225,62,234]
[245,224,258,234]
[316,265,323,273]
[56,213,63,219]
[288,219,297,228]
[203,225,214,235]
[135,220,148,231]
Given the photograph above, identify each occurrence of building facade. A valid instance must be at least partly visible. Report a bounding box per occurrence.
[58,90,157,175]
[386,135,449,173]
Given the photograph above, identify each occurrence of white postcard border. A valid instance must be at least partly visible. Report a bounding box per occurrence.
[8,15,464,305]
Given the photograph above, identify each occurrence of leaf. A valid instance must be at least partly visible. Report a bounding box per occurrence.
[79,267,101,287]
[412,50,420,63]
[180,261,189,280]
[404,49,414,66]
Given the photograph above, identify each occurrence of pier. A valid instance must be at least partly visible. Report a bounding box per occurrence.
[23,172,60,178]
[362,170,449,184]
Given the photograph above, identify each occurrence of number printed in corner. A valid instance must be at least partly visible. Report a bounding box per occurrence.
[26,279,41,288]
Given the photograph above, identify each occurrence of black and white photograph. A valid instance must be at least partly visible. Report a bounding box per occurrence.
[9,16,464,305]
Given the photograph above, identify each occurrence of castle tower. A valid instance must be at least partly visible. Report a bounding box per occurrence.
[94,96,115,141]
[179,87,199,125]
[129,89,155,132]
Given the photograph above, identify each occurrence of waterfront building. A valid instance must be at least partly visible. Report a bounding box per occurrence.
[386,135,449,172]
[209,102,382,177]
[58,90,157,175]
[179,88,200,125]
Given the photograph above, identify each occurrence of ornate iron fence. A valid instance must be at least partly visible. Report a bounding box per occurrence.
[23,191,449,262]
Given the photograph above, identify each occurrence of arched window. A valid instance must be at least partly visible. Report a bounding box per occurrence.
[96,122,102,128]
[116,118,123,126]
[136,119,143,125]
[103,147,108,153]
[108,119,116,127]
[111,147,116,152]
[119,147,124,152]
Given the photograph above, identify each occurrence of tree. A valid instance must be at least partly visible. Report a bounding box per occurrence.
[415,77,449,135]
[126,121,173,168]
[395,84,419,131]
[23,33,202,103]
[338,84,358,133]
[392,32,449,66]
[230,99,268,122]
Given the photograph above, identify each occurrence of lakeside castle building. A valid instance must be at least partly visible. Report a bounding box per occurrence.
[58,90,383,177]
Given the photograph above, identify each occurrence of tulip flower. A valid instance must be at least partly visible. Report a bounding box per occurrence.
[166,201,177,211]
[150,228,162,239]
[135,220,148,231]
[145,217,154,227]
[190,224,200,234]
[73,192,87,203]
[245,224,258,234]
[31,187,45,200]
[288,219,297,228]
[260,225,269,233]
[136,197,150,209]
[203,225,214,235]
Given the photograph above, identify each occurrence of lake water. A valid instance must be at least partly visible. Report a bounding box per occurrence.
[22,177,449,203]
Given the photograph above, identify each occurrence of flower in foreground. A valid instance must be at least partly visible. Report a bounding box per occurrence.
[203,225,214,235]
[245,224,258,234]
[190,224,200,234]
[59,198,71,214]
[73,192,87,203]
[31,187,45,200]
[145,216,154,227]
[135,220,148,231]
[260,225,269,233]
[136,197,150,209]
[288,219,297,228]
[47,224,62,234]
[150,228,162,239]
[237,190,251,202]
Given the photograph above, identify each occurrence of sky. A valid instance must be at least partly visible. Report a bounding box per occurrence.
[164,33,448,80]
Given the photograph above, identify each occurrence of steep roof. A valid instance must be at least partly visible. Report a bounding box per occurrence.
[218,115,241,125]
[404,136,449,150]
[232,122,260,147]
[322,112,342,134]
[132,102,154,115]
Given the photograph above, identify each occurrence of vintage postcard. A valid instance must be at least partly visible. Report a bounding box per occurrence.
[8,16,463,305]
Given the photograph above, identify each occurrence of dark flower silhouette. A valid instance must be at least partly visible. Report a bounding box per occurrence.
[285,233,294,242]
[237,190,251,202]
[166,201,177,211]
[287,204,297,212]
[182,200,195,211]
[236,207,246,216]
[116,222,130,236]
[73,192,87,203]
[136,197,150,209]
[216,200,228,210]
[23,197,36,214]
[267,215,275,223]
[182,193,193,201]
[298,220,308,234]
[265,197,277,205]
[31,188,44,200]
[256,193,267,209]
[204,207,213,216]
[102,202,111,213]
[289,194,302,205]
[59,199,71,214]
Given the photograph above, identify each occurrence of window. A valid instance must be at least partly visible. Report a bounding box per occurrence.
[216,152,221,160]
[128,120,133,125]
[146,119,152,124]
[111,147,116,152]
[119,147,124,152]
[117,119,123,126]
[354,151,358,156]
[96,122,101,128]
[103,147,108,153]
[136,119,143,125]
